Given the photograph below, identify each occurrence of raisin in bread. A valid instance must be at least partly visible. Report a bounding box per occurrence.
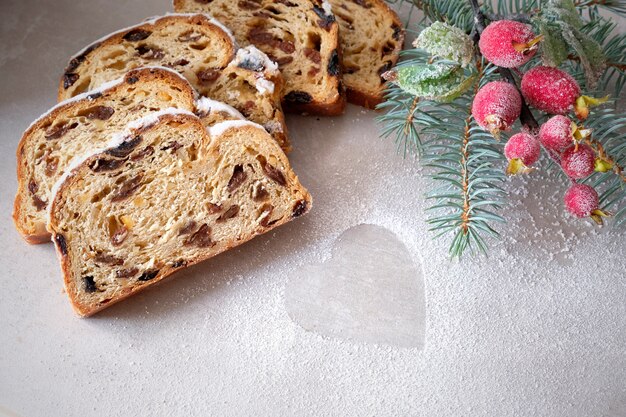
[48,111,311,316]
[57,14,290,151]
[14,67,196,244]
[173,0,345,115]
[329,0,404,108]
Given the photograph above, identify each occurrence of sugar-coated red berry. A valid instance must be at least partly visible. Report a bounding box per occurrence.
[472,81,522,135]
[521,66,581,115]
[479,20,537,68]
[504,133,541,165]
[561,144,595,179]
[538,115,574,153]
[564,183,599,218]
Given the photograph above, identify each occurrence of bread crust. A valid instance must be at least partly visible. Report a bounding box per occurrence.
[48,113,311,316]
[14,67,196,244]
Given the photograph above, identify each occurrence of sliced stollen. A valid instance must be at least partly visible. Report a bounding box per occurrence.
[173,0,346,115]
[14,67,196,244]
[57,13,290,151]
[48,111,312,316]
[329,0,404,108]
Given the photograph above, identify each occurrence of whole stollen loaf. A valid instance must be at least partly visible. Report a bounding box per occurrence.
[48,110,312,316]
[173,0,346,115]
[57,13,291,151]
[14,67,197,244]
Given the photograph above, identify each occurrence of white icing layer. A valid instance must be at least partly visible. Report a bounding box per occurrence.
[207,120,266,138]
[196,97,244,120]
[232,46,279,73]
[322,0,333,16]
[47,108,195,230]
[255,79,275,95]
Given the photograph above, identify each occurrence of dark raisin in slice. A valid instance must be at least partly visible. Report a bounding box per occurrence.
[171,260,187,268]
[292,200,309,217]
[106,136,142,158]
[392,24,402,41]
[83,276,97,293]
[89,157,125,172]
[137,270,159,281]
[327,49,340,76]
[123,29,152,41]
[178,220,198,235]
[94,253,124,266]
[55,234,68,256]
[63,73,79,89]
[313,5,336,30]
[84,106,115,121]
[130,146,154,161]
[45,122,78,140]
[184,224,213,247]
[196,69,220,84]
[117,268,139,279]
[126,75,139,84]
[263,164,287,186]
[217,206,240,222]
[110,226,128,246]
[228,165,247,192]
[111,175,142,202]
[284,91,313,104]
[161,141,183,153]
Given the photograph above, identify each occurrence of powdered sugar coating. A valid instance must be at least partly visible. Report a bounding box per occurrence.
[561,144,595,179]
[479,20,537,68]
[539,115,574,152]
[504,132,541,165]
[521,66,581,115]
[207,119,266,138]
[195,97,244,120]
[564,183,599,218]
[472,81,522,130]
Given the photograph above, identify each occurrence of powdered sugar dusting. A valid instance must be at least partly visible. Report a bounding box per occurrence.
[195,97,244,120]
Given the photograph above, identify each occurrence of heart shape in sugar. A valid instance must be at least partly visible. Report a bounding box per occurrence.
[285,224,425,348]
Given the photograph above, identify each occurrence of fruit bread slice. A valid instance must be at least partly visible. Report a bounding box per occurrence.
[57,14,290,150]
[328,0,404,108]
[173,1,346,115]
[48,110,312,316]
[14,67,196,244]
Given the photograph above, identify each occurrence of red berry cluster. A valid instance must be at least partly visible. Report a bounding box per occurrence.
[472,20,609,224]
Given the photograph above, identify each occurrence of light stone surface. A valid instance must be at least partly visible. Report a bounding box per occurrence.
[0,1,625,416]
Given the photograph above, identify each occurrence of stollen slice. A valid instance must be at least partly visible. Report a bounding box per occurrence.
[57,13,290,150]
[14,67,196,244]
[173,0,346,115]
[329,0,404,108]
[48,110,311,316]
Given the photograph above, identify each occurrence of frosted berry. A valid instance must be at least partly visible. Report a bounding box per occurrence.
[504,132,541,175]
[564,183,609,224]
[521,66,608,120]
[561,144,596,179]
[479,20,541,68]
[472,81,522,137]
[521,66,580,115]
[538,115,575,153]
